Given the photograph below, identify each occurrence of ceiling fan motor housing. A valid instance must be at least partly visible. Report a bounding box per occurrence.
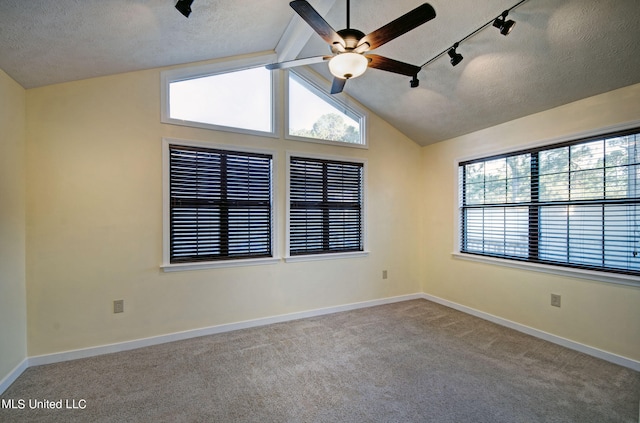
[280,0,436,94]
[334,28,366,51]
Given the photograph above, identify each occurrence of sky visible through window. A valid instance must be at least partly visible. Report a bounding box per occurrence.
[288,75,359,132]
[168,66,362,143]
[169,67,272,132]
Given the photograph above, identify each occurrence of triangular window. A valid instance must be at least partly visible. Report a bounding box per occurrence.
[287,71,366,147]
[161,55,276,137]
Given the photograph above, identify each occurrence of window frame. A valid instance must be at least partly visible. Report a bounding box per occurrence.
[284,68,368,149]
[285,151,369,262]
[160,53,280,138]
[453,121,640,287]
[161,138,280,272]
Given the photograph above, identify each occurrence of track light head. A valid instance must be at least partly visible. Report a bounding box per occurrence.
[448,43,463,67]
[410,75,420,88]
[493,10,516,36]
[175,0,193,18]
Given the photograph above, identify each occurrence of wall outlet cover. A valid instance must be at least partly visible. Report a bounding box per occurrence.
[113,299,124,313]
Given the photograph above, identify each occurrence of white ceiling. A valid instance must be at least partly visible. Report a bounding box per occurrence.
[1,0,639,146]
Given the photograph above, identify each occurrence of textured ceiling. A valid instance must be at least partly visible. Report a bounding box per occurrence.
[1,0,639,146]
[0,0,293,88]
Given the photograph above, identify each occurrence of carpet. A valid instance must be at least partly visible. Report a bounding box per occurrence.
[1,299,638,422]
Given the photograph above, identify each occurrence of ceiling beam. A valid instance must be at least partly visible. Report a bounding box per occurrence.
[275,0,338,62]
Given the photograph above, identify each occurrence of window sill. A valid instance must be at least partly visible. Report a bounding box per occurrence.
[161,257,281,272]
[163,117,279,139]
[451,252,640,287]
[285,251,370,263]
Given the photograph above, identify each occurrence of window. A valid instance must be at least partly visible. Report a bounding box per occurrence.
[161,54,277,137]
[163,140,277,270]
[287,154,367,260]
[286,70,367,148]
[459,128,640,278]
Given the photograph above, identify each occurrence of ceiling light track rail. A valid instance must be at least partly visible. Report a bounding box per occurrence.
[417,0,528,76]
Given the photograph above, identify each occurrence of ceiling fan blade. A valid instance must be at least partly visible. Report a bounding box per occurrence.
[265,56,331,70]
[357,3,436,51]
[366,54,421,76]
[331,77,346,94]
[290,0,344,48]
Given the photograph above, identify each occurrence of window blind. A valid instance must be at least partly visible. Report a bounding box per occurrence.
[169,144,272,263]
[459,129,640,277]
[289,156,363,256]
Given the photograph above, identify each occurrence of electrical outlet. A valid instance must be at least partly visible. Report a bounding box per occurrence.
[113,299,124,314]
[550,294,561,308]
[382,270,388,280]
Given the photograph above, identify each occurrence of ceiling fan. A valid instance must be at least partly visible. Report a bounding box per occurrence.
[266,0,436,94]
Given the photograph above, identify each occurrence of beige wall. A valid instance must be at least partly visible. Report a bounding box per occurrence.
[0,69,28,377]
[7,56,638,366]
[25,62,424,356]
[421,83,640,361]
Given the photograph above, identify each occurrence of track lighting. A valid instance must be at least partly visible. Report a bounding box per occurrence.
[175,0,193,18]
[418,0,526,78]
[493,10,516,36]
[447,43,463,66]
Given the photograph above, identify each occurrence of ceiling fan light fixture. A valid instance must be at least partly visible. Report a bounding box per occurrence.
[493,11,516,36]
[448,44,463,66]
[175,0,193,18]
[328,52,368,80]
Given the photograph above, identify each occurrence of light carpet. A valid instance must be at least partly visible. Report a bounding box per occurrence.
[1,299,638,422]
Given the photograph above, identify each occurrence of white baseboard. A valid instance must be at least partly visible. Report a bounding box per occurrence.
[3,291,637,396]
[0,358,28,395]
[28,293,423,367]
[419,293,640,372]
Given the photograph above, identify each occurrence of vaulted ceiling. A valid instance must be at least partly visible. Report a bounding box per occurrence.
[1,0,639,146]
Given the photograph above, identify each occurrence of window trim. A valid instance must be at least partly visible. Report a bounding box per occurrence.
[453,120,640,287]
[284,68,368,149]
[285,151,369,262]
[160,53,280,138]
[452,251,640,287]
[161,137,280,272]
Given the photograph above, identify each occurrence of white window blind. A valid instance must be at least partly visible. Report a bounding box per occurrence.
[459,128,640,277]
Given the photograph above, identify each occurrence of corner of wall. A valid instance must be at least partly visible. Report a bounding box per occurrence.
[0,68,28,392]
[419,83,640,362]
